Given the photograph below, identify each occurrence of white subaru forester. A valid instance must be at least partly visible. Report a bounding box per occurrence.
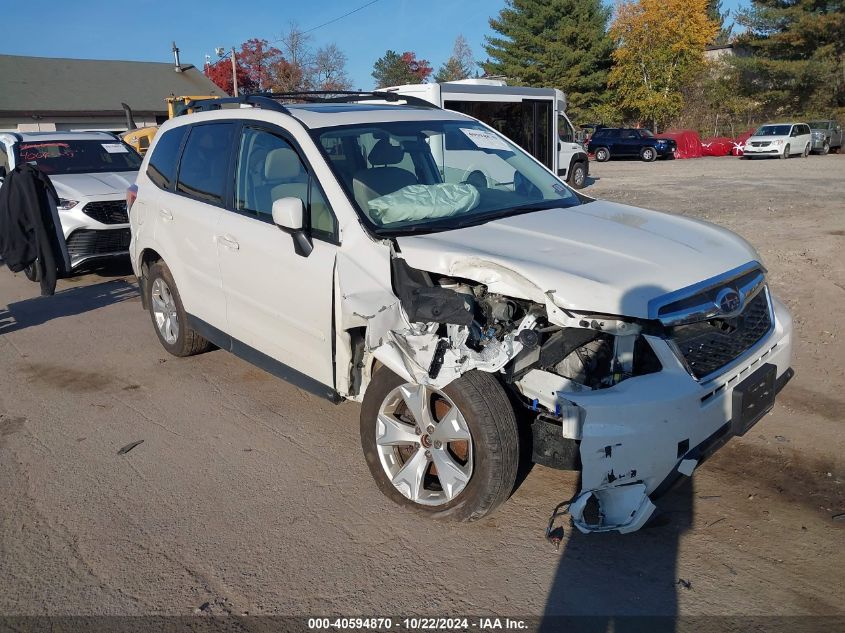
[128,93,793,533]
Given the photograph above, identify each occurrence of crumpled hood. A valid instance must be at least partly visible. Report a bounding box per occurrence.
[49,171,138,199]
[395,201,759,319]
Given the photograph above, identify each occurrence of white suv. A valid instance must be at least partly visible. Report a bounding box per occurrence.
[0,131,140,271]
[129,93,793,533]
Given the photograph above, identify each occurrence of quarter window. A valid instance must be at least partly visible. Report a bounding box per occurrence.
[147,126,188,190]
[176,123,236,205]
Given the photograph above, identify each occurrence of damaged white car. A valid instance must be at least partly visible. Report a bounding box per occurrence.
[128,93,793,533]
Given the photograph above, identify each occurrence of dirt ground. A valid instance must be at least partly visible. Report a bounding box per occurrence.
[0,155,843,620]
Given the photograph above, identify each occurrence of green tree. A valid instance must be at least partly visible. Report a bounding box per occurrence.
[434,35,474,83]
[609,0,718,130]
[482,0,613,122]
[372,50,432,88]
[734,0,845,116]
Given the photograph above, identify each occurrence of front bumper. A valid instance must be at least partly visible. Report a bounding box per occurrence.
[811,137,829,150]
[59,196,131,269]
[566,295,793,533]
[742,145,781,156]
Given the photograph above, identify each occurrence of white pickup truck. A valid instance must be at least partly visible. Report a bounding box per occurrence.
[383,80,589,188]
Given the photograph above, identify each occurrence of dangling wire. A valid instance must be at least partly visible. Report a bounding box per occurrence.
[545,496,576,550]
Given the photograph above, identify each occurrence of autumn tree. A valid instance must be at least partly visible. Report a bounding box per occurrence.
[238,38,284,92]
[205,56,254,95]
[434,35,474,83]
[372,50,432,88]
[734,0,845,116]
[483,0,613,122]
[609,0,718,130]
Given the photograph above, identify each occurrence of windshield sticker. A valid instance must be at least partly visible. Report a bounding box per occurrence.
[19,143,72,161]
[553,183,567,194]
[102,143,129,154]
[460,128,512,152]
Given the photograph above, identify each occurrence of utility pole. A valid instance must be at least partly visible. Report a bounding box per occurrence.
[230,47,239,96]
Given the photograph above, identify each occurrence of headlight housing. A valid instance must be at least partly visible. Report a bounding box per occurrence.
[57,198,78,210]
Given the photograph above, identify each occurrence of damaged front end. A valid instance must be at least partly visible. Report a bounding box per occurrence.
[339,251,792,534]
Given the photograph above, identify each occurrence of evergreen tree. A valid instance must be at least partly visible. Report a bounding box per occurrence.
[435,36,474,83]
[706,0,733,46]
[482,0,613,122]
[735,0,845,115]
[372,51,432,88]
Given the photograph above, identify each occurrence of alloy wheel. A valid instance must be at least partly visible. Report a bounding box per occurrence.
[151,277,179,345]
[375,383,473,506]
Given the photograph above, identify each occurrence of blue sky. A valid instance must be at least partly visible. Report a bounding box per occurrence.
[2,0,746,90]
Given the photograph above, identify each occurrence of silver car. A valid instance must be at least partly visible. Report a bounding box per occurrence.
[0,131,140,271]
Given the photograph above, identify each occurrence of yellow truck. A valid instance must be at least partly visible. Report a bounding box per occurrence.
[121,95,220,154]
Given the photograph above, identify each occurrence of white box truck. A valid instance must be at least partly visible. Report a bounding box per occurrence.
[383,79,589,188]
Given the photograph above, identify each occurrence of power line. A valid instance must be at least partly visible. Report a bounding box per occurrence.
[302,0,382,34]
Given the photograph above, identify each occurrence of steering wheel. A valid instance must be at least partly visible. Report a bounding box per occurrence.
[460,169,487,189]
[514,171,542,198]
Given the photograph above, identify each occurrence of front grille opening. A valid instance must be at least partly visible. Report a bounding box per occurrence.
[81,200,129,225]
[66,228,131,260]
[671,290,772,380]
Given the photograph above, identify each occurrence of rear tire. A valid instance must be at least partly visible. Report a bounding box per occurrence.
[146,261,213,357]
[360,367,519,522]
[594,147,610,162]
[803,143,810,157]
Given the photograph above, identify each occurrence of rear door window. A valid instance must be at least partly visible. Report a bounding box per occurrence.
[176,123,236,205]
[148,126,188,190]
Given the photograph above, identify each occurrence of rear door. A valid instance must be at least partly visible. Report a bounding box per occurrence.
[217,123,338,387]
[148,122,234,331]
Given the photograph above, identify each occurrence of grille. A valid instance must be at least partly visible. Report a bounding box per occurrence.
[751,141,771,148]
[81,200,129,224]
[670,290,772,380]
[66,228,131,261]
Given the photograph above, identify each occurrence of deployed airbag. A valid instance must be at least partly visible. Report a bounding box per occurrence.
[368,183,480,225]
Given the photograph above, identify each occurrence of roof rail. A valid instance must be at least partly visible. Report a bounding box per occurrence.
[176,90,439,117]
[257,90,441,109]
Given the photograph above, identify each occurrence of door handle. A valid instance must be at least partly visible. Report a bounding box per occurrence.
[217,234,239,250]
[159,208,173,221]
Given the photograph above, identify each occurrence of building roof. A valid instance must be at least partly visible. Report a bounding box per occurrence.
[0,54,225,116]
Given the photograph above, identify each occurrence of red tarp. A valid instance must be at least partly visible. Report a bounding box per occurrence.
[701,137,734,156]
[731,129,755,156]
[661,129,703,159]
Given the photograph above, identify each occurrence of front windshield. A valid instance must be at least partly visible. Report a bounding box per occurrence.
[17,139,141,175]
[754,125,791,137]
[315,120,580,234]
[808,121,829,129]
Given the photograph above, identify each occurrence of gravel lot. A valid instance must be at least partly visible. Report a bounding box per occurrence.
[1,155,843,619]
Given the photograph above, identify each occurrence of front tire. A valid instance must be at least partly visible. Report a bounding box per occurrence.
[640,147,657,162]
[803,143,811,157]
[821,141,830,155]
[146,261,213,357]
[594,147,610,162]
[568,161,587,189]
[780,144,790,159]
[24,260,41,282]
[360,367,519,522]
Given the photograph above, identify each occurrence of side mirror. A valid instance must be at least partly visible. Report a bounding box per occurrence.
[272,197,304,231]
[271,197,312,257]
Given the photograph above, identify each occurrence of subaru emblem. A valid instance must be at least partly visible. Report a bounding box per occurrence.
[716,288,742,314]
